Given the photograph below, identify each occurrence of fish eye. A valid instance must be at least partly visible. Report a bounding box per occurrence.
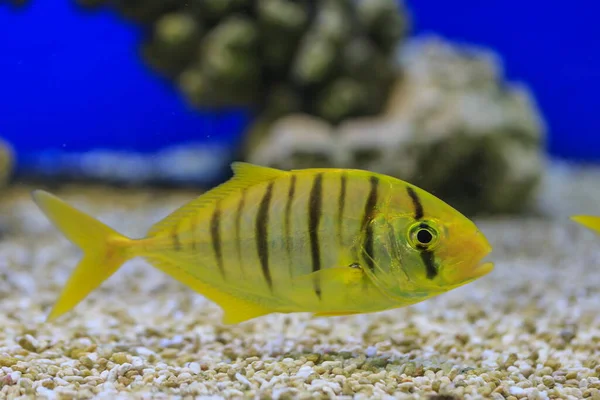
[416,229,433,244]
[408,222,439,249]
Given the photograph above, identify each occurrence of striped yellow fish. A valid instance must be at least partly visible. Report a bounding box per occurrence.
[571,215,600,233]
[32,162,493,324]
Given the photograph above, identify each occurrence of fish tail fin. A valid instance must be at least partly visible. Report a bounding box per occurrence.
[571,215,600,234]
[32,190,136,321]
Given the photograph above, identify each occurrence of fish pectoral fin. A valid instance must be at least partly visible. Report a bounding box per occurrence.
[145,256,274,325]
[292,267,367,317]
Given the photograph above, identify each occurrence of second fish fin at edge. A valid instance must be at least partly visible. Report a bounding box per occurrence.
[571,215,600,234]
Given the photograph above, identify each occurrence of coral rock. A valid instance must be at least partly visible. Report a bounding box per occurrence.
[250,115,335,170]
[142,12,202,77]
[83,0,409,122]
[395,36,545,215]
[248,36,546,216]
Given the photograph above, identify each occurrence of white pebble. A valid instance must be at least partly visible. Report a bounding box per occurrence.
[76,338,93,347]
[60,360,77,368]
[310,379,341,393]
[158,335,183,348]
[510,386,526,395]
[135,347,155,357]
[366,346,377,357]
[235,373,252,388]
[188,362,201,375]
[36,386,58,399]
[9,371,21,381]
[118,363,133,376]
[106,366,119,382]
[54,377,69,386]
[295,366,314,380]
[130,356,144,368]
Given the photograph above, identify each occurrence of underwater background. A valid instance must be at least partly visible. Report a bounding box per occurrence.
[1,0,600,216]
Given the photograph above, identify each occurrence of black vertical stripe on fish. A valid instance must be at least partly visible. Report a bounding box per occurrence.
[361,175,380,230]
[189,214,198,251]
[407,188,437,279]
[210,203,225,279]
[284,175,297,279]
[406,186,424,220]
[363,222,375,273]
[234,188,246,275]
[361,175,379,272]
[337,172,347,246]
[308,173,324,299]
[420,249,438,279]
[171,224,182,251]
[256,181,275,291]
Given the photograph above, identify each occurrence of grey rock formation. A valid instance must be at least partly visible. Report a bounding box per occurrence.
[248,36,546,216]
[78,0,408,121]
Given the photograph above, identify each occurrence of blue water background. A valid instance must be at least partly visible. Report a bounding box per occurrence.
[1,0,599,180]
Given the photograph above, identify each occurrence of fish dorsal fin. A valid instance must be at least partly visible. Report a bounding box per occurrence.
[230,161,287,183]
[147,162,288,236]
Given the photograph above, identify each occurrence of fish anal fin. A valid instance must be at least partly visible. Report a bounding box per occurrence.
[146,256,274,324]
[148,162,288,237]
[220,298,273,325]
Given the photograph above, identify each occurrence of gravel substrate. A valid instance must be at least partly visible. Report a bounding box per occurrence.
[0,172,599,399]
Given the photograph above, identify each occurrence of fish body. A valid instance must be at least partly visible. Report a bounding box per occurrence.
[33,162,493,324]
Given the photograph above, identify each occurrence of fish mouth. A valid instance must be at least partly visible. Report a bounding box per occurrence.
[452,249,494,284]
[471,241,494,278]
[471,261,494,278]
[449,260,494,289]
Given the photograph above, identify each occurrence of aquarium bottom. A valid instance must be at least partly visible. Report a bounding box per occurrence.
[0,166,599,398]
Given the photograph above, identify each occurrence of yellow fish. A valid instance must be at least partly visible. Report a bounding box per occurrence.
[32,162,493,324]
[571,215,600,233]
